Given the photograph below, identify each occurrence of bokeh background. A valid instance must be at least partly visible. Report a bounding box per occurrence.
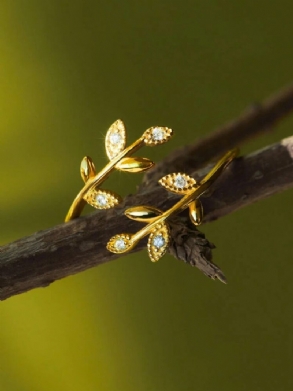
[1,1,293,390]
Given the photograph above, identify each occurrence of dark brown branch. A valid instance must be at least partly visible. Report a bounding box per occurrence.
[2,84,293,300]
[1,136,293,300]
[142,83,293,185]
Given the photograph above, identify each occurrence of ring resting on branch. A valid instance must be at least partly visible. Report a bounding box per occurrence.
[1,84,293,300]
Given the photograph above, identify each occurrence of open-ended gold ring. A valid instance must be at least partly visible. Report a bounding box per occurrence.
[65,120,173,222]
[107,148,239,262]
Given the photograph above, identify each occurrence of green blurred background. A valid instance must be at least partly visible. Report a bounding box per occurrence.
[1,1,293,390]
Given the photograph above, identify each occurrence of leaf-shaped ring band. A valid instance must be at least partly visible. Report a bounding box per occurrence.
[107,148,239,262]
[65,120,173,222]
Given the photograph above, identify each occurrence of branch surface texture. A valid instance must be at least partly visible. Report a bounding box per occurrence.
[1,84,293,300]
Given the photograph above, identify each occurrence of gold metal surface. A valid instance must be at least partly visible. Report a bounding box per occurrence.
[143,126,173,146]
[189,200,203,226]
[115,157,154,173]
[105,119,126,160]
[147,222,170,262]
[80,156,96,183]
[107,148,239,262]
[125,206,162,222]
[65,120,173,222]
[158,172,197,194]
[85,189,122,210]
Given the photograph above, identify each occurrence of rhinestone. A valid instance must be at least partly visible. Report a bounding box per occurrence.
[152,127,165,141]
[174,175,186,189]
[153,235,165,248]
[109,132,122,144]
[96,194,107,206]
[115,238,126,251]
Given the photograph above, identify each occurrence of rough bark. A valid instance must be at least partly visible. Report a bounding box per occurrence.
[142,83,293,185]
[1,136,293,300]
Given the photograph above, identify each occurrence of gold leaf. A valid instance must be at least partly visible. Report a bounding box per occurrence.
[143,126,173,146]
[107,233,134,254]
[125,205,162,222]
[147,222,170,262]
[189,200,203,226]
[80,156,96,183]
[115,156,154,173]
[85,189,122,209]
[158,172,197,194]
[105,119,127,160]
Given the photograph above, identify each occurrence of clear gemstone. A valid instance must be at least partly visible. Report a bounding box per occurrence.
[96,194,107,206]
[153,235,165,248]
[115,238,126,251]
[174,175,186,189]
[152,127,165,141]
[109,132,122,144]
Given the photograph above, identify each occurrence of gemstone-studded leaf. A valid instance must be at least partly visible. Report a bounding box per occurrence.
[143,126,173,146]
[147,222,170,262]
[115,156,154,173]
[189,200,203,226]
[80,156,96,183]
[85,188,122,209]
[105,119,127,160]
[158,172,197,194]
[107,233,134,254]
[125,205,162,222]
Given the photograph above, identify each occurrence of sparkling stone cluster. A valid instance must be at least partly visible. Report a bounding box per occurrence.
[96,194,108,207]
[114,238,126,251]
[174,174,186,189]
[109,132,122,145]
[143,126,172,146]
[105,120,126,159]
[152,127,165,141]
[152,234,165,248]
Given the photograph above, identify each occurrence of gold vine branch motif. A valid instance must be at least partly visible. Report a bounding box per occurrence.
[65,120,173,221]
[107,149,239,262]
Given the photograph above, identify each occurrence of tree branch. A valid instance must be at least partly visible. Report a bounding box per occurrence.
[1,135,293,300]
[2,84,293,300]
[142,83,293,185]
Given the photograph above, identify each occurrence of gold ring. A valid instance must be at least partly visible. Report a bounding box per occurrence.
[65,119,173,221]
[107,148,239,261]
